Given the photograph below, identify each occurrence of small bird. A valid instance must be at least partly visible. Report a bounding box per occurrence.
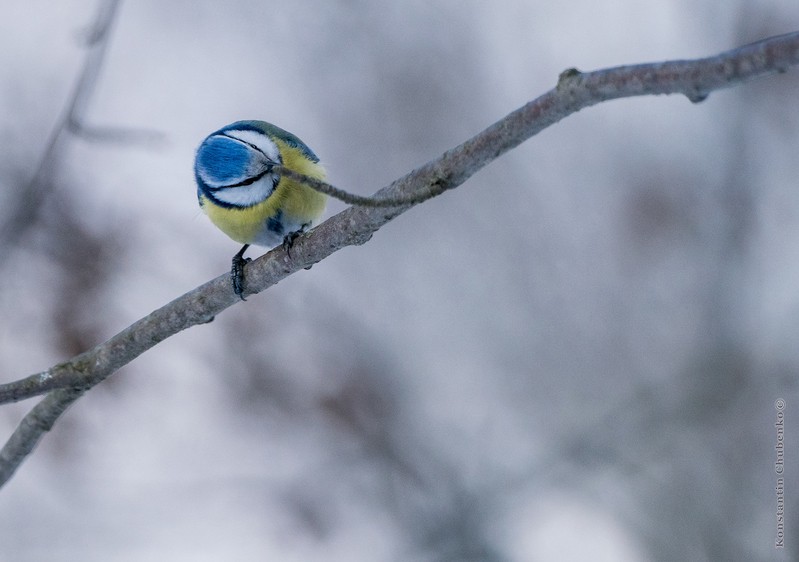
[194,120,327,299]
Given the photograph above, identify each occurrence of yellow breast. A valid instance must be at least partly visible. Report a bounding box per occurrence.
[201,139,327,247]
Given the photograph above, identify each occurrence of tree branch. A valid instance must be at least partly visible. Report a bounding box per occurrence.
[0,0,163,266]
[0,389,85,486]
[0,31,797,488]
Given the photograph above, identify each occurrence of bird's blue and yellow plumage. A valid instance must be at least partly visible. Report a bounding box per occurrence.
[195,120,326,247]
[194,120,327,298]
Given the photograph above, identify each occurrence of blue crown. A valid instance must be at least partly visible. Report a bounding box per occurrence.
[195,135,255,188]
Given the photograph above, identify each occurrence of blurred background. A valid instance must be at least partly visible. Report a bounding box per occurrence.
[0,1,797,560]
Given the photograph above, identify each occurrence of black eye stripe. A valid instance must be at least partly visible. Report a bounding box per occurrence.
[207,131,282,189]
[218,132,281,164]
[210,168,278,190]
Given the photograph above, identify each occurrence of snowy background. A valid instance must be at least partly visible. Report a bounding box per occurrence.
[0,1,797,560]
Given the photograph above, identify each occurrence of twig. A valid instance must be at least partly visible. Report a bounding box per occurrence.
[0,0,163,265]
[0,31,797,489]
[274,166,439,207]
[0,389,84,486]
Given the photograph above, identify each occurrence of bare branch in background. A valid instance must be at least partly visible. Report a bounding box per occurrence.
[0,0,164,265]
[0,31,797,489]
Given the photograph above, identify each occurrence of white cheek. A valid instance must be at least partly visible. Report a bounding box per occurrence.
[224,129,281,162]
[212,175,277,207]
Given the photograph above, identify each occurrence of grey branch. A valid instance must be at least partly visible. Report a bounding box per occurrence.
[0,0,164,265]
[274,166,442,207]
[0,389,84,486]
[0,31,797,488]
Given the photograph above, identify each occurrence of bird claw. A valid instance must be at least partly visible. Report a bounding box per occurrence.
[231,244,251,300]
[282,223,311,258]
[282,231,300,258]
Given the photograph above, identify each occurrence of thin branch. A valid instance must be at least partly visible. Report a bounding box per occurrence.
[0,389,84,486]
[0,0,163,265]
[281,33,799,210]
[275,166,441,207]
[0,32,797,489]
[78,0,121,46]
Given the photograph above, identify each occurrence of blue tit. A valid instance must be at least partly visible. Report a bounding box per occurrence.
[194,120,327,299]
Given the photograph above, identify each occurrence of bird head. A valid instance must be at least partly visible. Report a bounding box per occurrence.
[195,122,282,208]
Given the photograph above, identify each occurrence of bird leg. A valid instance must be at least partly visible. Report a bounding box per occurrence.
[231,244,251,300]
[281,223,311,258]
